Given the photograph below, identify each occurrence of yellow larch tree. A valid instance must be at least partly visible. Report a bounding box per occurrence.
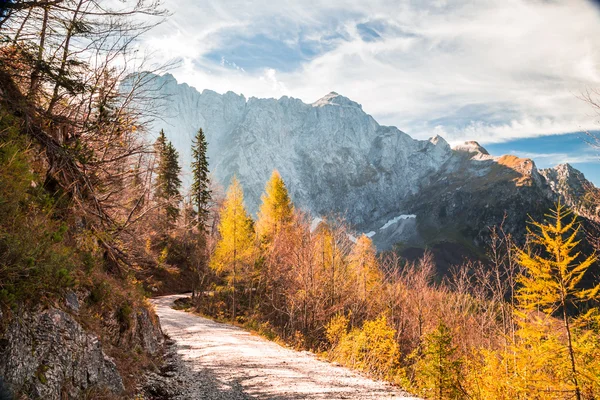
[313,220,350,310]
[256,170,294,241]
[210,177,256,320]
[514,203,599,400]
[255,170,296,317]
[347,234,382,302]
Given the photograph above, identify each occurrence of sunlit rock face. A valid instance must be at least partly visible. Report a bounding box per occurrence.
[140,73,595,251]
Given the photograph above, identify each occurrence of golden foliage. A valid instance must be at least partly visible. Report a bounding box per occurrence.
[256,170,294,241]
[463,203,600,400]
[347,235,382,301]
[210,176,256,319]
[326,314,402,381]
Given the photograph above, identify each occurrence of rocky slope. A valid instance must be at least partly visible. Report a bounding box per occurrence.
[0,292,164,399]
[138,73,597,253]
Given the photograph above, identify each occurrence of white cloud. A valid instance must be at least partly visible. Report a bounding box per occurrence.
[509,150,599,166]
[139,0,600,143]
[438,117,600,146]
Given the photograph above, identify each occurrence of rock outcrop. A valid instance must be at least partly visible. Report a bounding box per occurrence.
[0,308,123,398]
[0,294,163,399]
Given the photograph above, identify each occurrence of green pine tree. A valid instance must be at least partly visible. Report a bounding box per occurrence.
[191,127,211,230]
[164,142,182,223]
[153,129,168,200]
[414,322,463,400]
[154,130,182,230]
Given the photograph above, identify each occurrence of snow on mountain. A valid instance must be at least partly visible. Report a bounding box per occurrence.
[380,215,417,231]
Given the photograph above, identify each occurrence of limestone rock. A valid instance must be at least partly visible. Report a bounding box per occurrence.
[0,308,124,399]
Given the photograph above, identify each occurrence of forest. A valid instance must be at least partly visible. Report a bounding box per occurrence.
[1,0,600,399]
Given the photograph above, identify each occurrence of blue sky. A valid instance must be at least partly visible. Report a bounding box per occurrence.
[486,132,600,184]
[141,0,600,185]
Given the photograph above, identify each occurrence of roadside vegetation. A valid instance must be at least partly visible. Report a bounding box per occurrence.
[187,168,600,400]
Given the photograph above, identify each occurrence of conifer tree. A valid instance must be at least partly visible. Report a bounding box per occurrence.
[348,235,381,301]
[311,220,352,310]
[515,203,599,400]
[153,130,168,225]
[165,142,182,223]
[153,130,182,230]
[153,130,168,201]
[191,127,211,230]
[154,129,167,163]
[414,322,463,400]
[210,177,256,320]
[256,170,294,241]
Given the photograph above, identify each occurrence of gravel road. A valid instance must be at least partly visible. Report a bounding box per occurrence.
[149,294,418,400]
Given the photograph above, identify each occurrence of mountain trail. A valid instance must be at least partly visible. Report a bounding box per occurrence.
[148,294,418,399]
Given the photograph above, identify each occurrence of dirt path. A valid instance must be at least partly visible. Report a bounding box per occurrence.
[150,294,418,400]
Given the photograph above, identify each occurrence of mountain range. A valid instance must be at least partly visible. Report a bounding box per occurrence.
[138,73,598,262]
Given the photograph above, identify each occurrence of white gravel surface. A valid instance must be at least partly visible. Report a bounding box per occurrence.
[151,294,419,400]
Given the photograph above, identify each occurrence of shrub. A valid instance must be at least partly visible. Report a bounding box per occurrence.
[325,313,349,347]
[327,314,402,380]
[0,120,78,308]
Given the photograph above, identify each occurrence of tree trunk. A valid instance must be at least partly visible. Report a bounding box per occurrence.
[563,304,581,400]
[28,5,49,98]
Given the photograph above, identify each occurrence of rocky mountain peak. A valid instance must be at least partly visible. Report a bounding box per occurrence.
[312,91,362,109]
[453,141,490,155]
[541,163,587,185]
[540,163,599,220]
[554,163,579,176]
[429,135,451,150]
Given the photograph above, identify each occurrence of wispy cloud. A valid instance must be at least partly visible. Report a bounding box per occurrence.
[140,0,600,143]
[509,150,599,166]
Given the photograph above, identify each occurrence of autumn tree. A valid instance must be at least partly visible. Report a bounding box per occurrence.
[348,235,381,301]
[346,234,382,322]
[312,218,352,312]
[284,212,321,340]
[256,170,294,241]
[0,0,168,269]
[210,177,256,320]
[515,203,599,400]
[254,170,296,320]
